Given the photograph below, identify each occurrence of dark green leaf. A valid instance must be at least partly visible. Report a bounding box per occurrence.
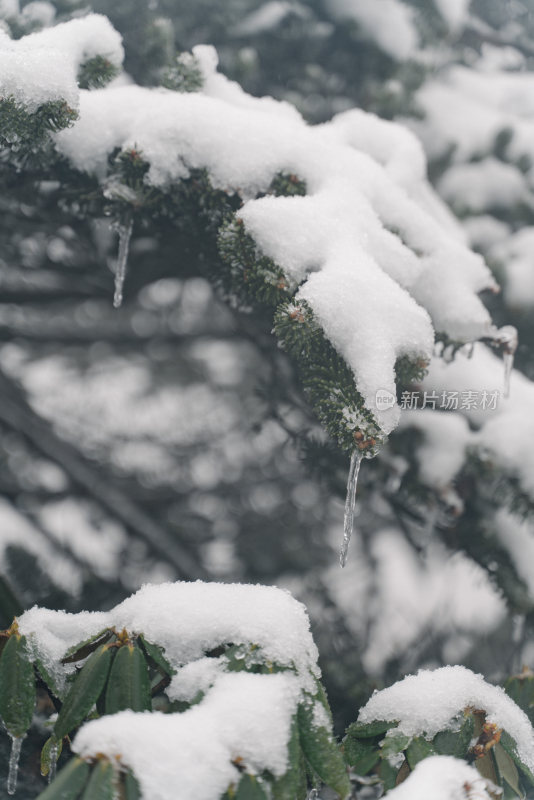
[298,700,350,798]
[62,630,114,664]
[81,759,115,800]
[433,715,474,758]
[272,715,301,800]
[501,731,534,787]
[123,769,142,800]
[380,733,411,760]
[54,645,113,740]
[138,634,175,677]
[494,742,524,799]
[343,736,380,774]
[41,737,62,777]
[0,633,36,737]
[505,676,534,726]
[35,656,62,700]
[405,737,435,769]
[36,757,90,800]
[345,720,397,739]
[235,774,268,800]
[105,643,151,714]
[376,759,399,791]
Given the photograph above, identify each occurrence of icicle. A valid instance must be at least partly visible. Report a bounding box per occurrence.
[112,217,133,308]
[48,742,58,784]
[340,451,362,568]
[495,325,518,399]
[7,735,23,795]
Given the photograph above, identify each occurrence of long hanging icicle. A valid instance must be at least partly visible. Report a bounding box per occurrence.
[496,325,518,399]
[340,450,363,567]
[7,735,23,795]
[113,216,134,308]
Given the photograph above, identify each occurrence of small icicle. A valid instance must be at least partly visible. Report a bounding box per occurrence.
[495,325,518,399]
[48,742,58,784]
[340,450,362,568]
[7,735,23,795]
[112,217,134,308]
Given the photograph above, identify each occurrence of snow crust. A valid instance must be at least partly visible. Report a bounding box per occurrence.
[384,755,492,800]
[73,672,301,800]
[19,581,321,799]
[4,17,503,435]
[326,0,418,60]
[19,581,319,689]
[0,14,123,110]
[358,665,534,771]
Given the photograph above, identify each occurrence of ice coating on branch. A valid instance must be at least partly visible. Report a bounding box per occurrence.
[340,451,361,566]
[384,755,492,800]
[18,581,319,691]
[73,673,301,800]
[0,14,124,110]
[358,665,534,771]
[326,0,418,60]
[6,735,23,796]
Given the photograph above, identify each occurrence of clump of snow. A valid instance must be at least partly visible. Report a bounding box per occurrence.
[234,1,310,37]
[326,0,418,60]
[494,510,534,600]
[399,409,473,490]
[7,20,503,436]
[0,14,123,110]
[358,665,534,771]
[19,581,320,689]
[384,755,492,800]
[433,0,471,32]
[20,1,55,27]
[73,673,301,800]
[490,227,534,309]
[438,158,527,213]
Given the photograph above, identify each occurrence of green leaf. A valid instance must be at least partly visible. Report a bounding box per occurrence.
[343,736,380,774]
[376,759,399,791]
[501,731,534,787]
[494,742,524,799]
[123,769,142,800]
[105,643,151,714]
[138,634,175,676]
[0,633,36,737]
[41,737,62,777]
[62,629,114,664]
[235,774,268,800]
[298,700,350,798]
[272,715,301,800]
[36,757,90,800]
[345,720,397,739]
[380,732,411,761]
[35,656,63,700]
[54,644,113,741]
[405,737,435,769]
[505,675,534,726]
[81,759,115,800]
[433,715,474,758]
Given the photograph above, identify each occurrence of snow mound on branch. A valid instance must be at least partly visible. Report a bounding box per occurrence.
[358,665,534,771]
[326,0,418,60]
[73,673,300,800]
[6,20,500,434]
[0,13,123,110]
[384,755,492,800]
[19,580,319,690]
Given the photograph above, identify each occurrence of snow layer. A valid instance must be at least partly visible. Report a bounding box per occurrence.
[490,227,534,309]
[326,0,418,60]
[0,14,123,110]
[19,581,319,689]
[74,672,301,800]
[419,344,534,498]
[52,44,499,432]
[7,20,501,434]
[358,665,534,771]
[384,755,492,800]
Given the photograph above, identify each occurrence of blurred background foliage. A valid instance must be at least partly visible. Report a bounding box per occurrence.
[2,8,534,795]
